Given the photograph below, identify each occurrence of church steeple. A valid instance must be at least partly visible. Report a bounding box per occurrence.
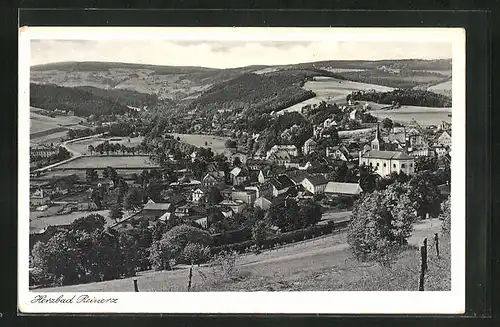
[371,123,384,151]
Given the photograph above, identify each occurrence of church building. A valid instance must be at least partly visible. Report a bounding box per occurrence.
[359,124,416,177]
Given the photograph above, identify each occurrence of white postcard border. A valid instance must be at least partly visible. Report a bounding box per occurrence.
[18,26,466,314]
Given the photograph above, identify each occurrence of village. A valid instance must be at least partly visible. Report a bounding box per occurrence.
[29,95,452,264]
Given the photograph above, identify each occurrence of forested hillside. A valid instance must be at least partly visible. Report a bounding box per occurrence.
[188,69,345,115]
[30,83,166,117]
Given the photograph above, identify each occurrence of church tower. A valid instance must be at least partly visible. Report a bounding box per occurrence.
[371,123,384,151]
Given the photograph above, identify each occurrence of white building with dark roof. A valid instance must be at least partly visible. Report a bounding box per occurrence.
[359,124,416,177]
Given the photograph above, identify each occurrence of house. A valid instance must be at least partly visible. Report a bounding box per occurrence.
[269,175,295,197]
[266,145,298,159]
[206,163,226,179]
[254,196,272,211]
[231,189,257,205]
[409,148,436,158]
[220,199,247,214]
[436,131,452,148]
[30,189,50,207]
[174,204,194,217]
[325,182,363,197]
[288,170,310,186]
[230,167,249,186]
[349,109,363,121]
[245,182,273,199]
[285,160,313,170]
[201,173,221,188]
[142,199,173,220]
[268,150,291,166]
[192,187,208,203]
[168,193,187,208]
[190,151,198,163]
[326,146,350,161]
[301,175,328,194]
[229,151,248,165]
[257,169,272,184]
[359,125,416,177]
[246,159,270,171]
[323,118,338,128]
[432,145,450,157]
[302,138,317,155]
[97,180,115,191]
[438,121,452,131]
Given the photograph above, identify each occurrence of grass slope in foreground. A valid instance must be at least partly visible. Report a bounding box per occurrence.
[37,219,449,292]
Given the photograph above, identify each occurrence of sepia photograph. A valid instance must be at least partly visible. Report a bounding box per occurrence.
[18,27,465,314]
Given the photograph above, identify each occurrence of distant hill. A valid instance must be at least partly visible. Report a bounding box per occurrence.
[30,59,452,115]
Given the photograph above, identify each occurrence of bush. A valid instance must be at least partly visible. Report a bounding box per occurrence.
[439,196,451,235]
[182,243,211,265]
[347,183,417,266]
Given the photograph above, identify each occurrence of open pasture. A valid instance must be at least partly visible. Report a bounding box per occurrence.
[54,155,159,170]
[170,133,229,154]
[277,77,394,115]
[369,105,452,126]
[427,79,453,97]
[30,209,112,234]
[67,136,145,155]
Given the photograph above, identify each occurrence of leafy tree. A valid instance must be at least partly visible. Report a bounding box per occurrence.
[207,186,224,204]
[110,203,124,222]
[88,144,95,155]
[298,199,322,228]
[31,232,79,286]
[381,118,393,130]
[86,168,99,184]
[358,164,378,193]
[123,187,143,210]
[149,224,212,269]
[70,214,106,233]
[267,198,300,232]
[252,219,270,248]
[347,183,417,265]
[233,156,242,167]
[439,196,451,235]
[181,243,211,266]
[149,238,176,271]
[145,179,163,202]
[407,171,442,219]
[118,230,141,277]
[225,139,237,148]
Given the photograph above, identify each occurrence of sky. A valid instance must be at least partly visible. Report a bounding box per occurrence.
[30,39,452,69]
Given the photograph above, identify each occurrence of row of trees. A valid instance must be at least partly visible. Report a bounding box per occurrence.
[30,213,213,286]
[347,89,452,108]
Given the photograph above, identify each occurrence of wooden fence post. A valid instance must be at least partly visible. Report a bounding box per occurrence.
[187,266,193,292]
[434,233,440,258]
[419,238,428,291]
[133,279,139,292]
[423,237,428,272]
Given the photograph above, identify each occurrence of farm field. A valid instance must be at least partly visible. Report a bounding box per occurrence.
[30,110,86,135]
[170,133,229,154]
[427,79,452,97]
[30,209,111,234]
[37,219,447,292]
[30,131,69,145]
[67,136,145,155]
[277,77,394,115]
[54,155,159,170]
[368,105,452,126]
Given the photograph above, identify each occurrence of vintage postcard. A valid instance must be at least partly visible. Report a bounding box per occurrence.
[19,27,465,314]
